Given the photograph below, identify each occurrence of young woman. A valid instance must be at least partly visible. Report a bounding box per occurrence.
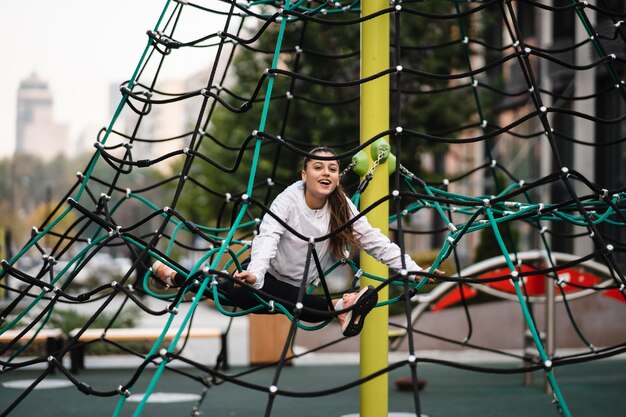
[153,147,441,337]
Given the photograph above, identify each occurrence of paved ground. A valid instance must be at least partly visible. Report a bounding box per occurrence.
[2,293,625,416]
[1,354,624,416]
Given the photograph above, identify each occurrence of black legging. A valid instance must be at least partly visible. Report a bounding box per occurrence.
[173,270,332,323]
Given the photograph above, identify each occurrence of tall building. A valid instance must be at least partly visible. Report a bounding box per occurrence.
[15,73,68,161]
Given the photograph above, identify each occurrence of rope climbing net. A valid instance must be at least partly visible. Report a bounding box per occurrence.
[1,1,626,416]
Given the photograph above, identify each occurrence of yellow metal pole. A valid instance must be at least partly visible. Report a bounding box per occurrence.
[360,1,389,416]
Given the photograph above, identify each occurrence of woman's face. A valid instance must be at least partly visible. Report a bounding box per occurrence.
[301,151,340,203]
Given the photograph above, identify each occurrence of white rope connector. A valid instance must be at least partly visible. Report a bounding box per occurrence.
[252,129,258,137]
[111,281,118,288]
[401,209,408,216]
[524,47,532,54]
[396,126,403,133]
[472,79,478,88]
[46,256,57,266]
[392,190,400,198]
[447,223,457,233]
[159,348,168,358]
[308,236,315,244]
[462,36,468,44]
[285,91,293,100]
[355,269,364,279]
[443,178,449,186]
[606,244,614,252]
[163,206,171,214]
[544,359,552,369]
[510,270,519,280]
[126,188,132,198]
[399,269,408,277]
[295,302,303,311]
[408,354,417,364]
[167,306,179,315]
[396,65,403,73]
[609,53,616,60]
[446,236,455,244]
[47,356,55,363]
[294,45,302,54]
[537,203,544,214]
[513,40,520,47]
[395,4,402,11]
[519,180,525,187]
[268,300,275,312]
[241,194,249,202]
[561,167,569,174]
[490,159,497,168]
[615,20,623,28]
[269,385,278,394]
[540,226,547,234]
[481,119,488,128]
[118,386,131,398]
[540,106,547,113]
[100,193,111,201]
[529,86,535,93]
[483,198,491,207]
[225,193,232,202]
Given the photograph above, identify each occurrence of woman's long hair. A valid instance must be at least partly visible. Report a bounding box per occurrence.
[303,147,359,259]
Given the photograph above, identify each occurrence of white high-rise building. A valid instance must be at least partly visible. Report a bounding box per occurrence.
[15,73,68,161]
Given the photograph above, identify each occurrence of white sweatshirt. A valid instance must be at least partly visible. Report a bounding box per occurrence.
[246,181,422,289]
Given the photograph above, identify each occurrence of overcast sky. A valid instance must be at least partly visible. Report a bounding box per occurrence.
[0,0,225,158]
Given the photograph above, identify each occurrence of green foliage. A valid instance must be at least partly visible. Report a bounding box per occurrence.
[48,307,139,336]
[0,151,167,251]
[47,306,152,355]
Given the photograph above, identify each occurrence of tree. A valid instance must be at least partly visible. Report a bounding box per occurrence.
[175,3,477,227]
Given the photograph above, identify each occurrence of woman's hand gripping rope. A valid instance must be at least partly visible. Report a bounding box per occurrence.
[418,266,445,283]
[233,270,257,287]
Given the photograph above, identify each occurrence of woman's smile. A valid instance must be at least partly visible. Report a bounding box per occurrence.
[302,151,340,209]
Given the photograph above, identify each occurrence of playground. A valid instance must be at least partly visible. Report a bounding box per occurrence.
[1,1,625,416]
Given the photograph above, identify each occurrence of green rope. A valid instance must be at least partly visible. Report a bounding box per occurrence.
[485,208,572,417]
